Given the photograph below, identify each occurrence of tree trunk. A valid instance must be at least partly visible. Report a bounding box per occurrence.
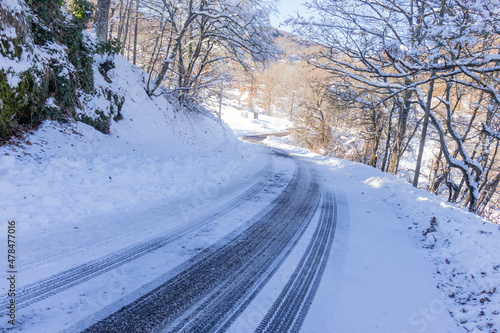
[478,140,500,213]
[368,107,383,168]
[387,89,412,174]
[117,0,125,42]
[369,133,381,168]
[429,149,444,193]
[121,0,132,57]
[95,0,112,43]
[218,78,223,119]
[381,104,395,172]
[133,0,139,65]
[149,11,198,95]
[108,4,116,41]
[431,81,482,212]
[413,73,436,187]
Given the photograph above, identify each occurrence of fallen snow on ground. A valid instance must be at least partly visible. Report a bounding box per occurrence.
[264,134,500,333]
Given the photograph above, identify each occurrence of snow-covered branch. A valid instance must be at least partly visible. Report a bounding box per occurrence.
[483,124,500,140]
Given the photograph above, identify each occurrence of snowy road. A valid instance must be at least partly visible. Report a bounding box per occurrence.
[1,146,338,332]
[242,131,291,144]
[82,151,334,332]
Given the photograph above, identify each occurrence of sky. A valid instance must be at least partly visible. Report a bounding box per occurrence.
[270,0,308,31]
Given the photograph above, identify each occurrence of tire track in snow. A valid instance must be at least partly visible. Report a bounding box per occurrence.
[169,166,320,333]
[255,191,337,333]
[82,157,322,332]
[0,161,276,314]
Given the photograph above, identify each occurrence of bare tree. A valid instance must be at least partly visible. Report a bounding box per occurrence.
[141,0,277,98]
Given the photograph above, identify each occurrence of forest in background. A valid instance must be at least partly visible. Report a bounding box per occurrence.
[239,0,500,222]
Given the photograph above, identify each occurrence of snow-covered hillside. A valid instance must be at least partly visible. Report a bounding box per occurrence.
[0,53,256,230]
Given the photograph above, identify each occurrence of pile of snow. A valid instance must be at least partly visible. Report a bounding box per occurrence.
[264,134,500,332]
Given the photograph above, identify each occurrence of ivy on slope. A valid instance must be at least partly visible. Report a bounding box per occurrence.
[0,0,123,141]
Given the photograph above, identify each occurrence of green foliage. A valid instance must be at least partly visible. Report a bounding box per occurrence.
[27,0,62,23]
[28,0,94,26]
[67,0,95,26]
[28,0,62,45]
[0,70,38,138]
[0,0,96,140]
[96,38,122,56]
[29,0,94,106]
[62,26,94,92]
[28,0,94,92]
[0,33,24,60]
[1,0,125,140]
[77,90,125,134]
[77,111,111,134]
[53,67,77,113]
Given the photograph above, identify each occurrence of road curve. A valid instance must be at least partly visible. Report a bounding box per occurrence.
[241,131,291,144]
[82,155,320,332]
